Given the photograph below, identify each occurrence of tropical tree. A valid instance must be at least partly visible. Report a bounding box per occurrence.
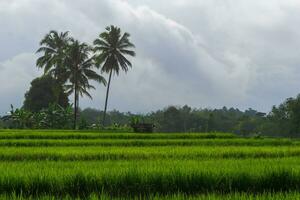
[64,40,106,129]
[36,31,106,129]
[36,30,72,108]
[36,30,71,83]
[23,75,69,112]
[93,25,136,126]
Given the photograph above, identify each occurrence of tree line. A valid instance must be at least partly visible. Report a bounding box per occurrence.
[2,78,300,136]
[78,95,300,137]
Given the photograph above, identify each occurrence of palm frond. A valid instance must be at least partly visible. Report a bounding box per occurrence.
[119,49,136,57]
[93,25,135,76]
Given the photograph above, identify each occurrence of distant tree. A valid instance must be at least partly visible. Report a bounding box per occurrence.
[80,108,103,125]
[93,25,136,126]
[207,113,215,132]
[23,75,69,112]
[245,108,258,117]
[64,40,106,129]
[236,116,257,136]
[78,117,89,130]
[162,106,183,132]
[285,96,300,135]
[181,105,192,132]
[0,119,4,129]
[268,95,300,137]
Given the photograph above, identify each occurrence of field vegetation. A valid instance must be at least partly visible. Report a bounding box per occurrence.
[0,130,298,199]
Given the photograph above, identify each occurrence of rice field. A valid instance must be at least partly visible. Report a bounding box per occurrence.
[0,130,299,199]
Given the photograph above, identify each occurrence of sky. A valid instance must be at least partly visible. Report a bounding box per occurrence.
[1,0,300,115]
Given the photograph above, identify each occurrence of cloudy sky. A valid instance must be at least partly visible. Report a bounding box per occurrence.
[1,0,300,115]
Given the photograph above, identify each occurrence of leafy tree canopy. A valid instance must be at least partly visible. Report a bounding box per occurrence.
[23,75,69,112]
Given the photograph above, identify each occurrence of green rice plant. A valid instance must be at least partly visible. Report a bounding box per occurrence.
[1,192,300,200]
[0,130,236,140]
[0,138,296,147]
[0,130,298,199]
[0,159,298,196]
[0,146,298,161]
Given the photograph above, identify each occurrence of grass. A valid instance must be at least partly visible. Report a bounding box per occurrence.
[0,146,299,161]
[0,159,296,195]
[0,130,299,199]
[0,159,299,196]
[1,193,300,200]
[0,138,298,147]
[0,130,236,139]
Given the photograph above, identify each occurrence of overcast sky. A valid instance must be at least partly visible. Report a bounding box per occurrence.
[1,0,300,115]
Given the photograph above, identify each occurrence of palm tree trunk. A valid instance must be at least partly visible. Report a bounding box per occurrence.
[74,86,77,130]
[102,70,113,127]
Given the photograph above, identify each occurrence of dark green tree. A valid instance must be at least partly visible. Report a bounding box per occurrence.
[267,95,300,137]
[23,75,69,112]
[93,25,136,126]
[162,106,183,132]
[236,116,257,136]
[181,105,192,132]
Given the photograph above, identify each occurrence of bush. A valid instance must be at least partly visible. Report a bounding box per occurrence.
[8,104,73,129]
[104,124,133,132]
[36,104,73,129]
[78,117,89,130]
[0,119,4,129]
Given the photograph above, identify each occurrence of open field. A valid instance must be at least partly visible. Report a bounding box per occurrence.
[0,130,299,199]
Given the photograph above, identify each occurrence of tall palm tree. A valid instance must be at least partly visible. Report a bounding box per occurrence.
[36,30,71,83]
[65,40,106,129]
[36,31,71,104]
[93,25,136,126]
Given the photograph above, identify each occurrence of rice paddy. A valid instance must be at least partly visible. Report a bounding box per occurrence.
[0,130,299,199]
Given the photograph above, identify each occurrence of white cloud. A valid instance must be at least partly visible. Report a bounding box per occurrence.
[0,53,40,114]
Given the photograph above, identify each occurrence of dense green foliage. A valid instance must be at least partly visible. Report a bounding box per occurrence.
[0,130,298,199]
[268,94,300,137]
[4,104,73,129]
[80,106,265,135]
[4,93,300,137]
[23,75,69,112]
[79,94,300,137]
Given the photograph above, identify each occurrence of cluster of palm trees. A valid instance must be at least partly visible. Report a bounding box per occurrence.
[36,26,136,129]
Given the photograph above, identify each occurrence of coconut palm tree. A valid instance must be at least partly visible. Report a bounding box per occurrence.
[93,25,136,126]
[36,31,71,105]
[36,30,71,83]
[64,40,106,129]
